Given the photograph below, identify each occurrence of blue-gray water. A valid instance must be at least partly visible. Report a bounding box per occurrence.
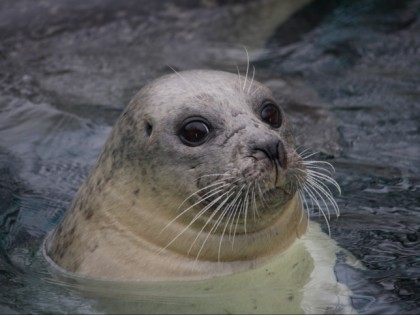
[0,0,419,313]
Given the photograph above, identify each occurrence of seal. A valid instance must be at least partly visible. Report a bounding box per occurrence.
[45,69,337,282]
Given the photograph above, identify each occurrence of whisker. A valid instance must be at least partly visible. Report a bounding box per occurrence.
[198,173,233,179]
[193,191,235,262]
[242,46,250,91]
[303,160,336,173]
[300,150,319,160]
[161,185,227,233]
[247,65,256,94]
[296,151,341,235]
[232,195,246,246]
[257,182,271,211]
[308,174,341,204]
[228,201,242,243]
[298,191,310,230]
[175,180,230,213]
[302,164,334,176]
[306,172,337,199]
[305,179,332,218]
[251,185,258,222]
[162,190,230,252]
[189,190,234,258]
[166,65,195,92]
[212,184,242,245]
[305,168,341,195]
[216,194,241,261]
[294,173,309,222]
[228,185,246,239]
[236,64,242,90]
[243,184,251,234]
[304,186,331,235]
[306,176,340,217]
[166,65,215,107]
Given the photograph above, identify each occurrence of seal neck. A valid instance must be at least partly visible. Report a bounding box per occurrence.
[114,192,308,263]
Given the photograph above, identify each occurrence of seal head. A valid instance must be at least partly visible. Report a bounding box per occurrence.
[46,70,307,281]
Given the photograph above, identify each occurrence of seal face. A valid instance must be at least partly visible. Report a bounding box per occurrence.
[46,70,309,281]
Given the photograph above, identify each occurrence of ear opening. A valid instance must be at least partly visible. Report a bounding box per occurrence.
[145,121,153,137]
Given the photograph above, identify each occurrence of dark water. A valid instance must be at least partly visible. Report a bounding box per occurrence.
[0,0,419,313]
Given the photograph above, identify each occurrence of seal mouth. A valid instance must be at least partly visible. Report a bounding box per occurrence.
[181,153,307,232]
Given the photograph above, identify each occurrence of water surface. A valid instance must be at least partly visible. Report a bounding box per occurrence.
[0,0,419,313]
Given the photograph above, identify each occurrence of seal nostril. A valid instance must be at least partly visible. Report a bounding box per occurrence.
[254,140,287,169]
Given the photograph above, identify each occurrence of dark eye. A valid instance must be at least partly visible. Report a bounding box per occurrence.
[179,120,210,146]
[260,102,282,128]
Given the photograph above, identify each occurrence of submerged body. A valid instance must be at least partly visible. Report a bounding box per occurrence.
[45,222,354,314]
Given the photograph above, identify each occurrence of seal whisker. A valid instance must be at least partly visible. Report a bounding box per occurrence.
[302,165,341,199]
[163,191,231,252]
[307,161,341,216]
[251,185,258,222]
[166,65,203,104]
[304,180,331,219]
[226,194,242,240]
[242,46,250,91]
[250,84,264,97]
[247,65,256,94]
[217,193,242,261]
[161,185,227,233]
[188,189,234,257]
[295,145,311,154]
[218,184,244,243]
[301,184,324,216]
[208,210,230,263]
[198,173,234,180]
[176,181,231,213]
[297,190,310,232]
[192,191,235,262]
[229,200,243,245]
[257,182,271,211]
[302,185,331,236]
[302,164,334,176]
[235,64,243,90]
[228,185,246,240]
[299,150,319,160]
[306,175,340,217]
[304,169,339,198]
[297,152,341,230]
[303,160,336,173]
[304,164,336,178]
[232,193,247,246]
[229,200,242,246]
[298,190,309,224]
[243,183,252,234]
[166,65,195,90]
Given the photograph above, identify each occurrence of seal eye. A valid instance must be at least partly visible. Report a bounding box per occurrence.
[179,120,210,146]
[260,103,282,128]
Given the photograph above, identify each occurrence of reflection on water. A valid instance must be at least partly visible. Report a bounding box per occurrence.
[0,0,419,313]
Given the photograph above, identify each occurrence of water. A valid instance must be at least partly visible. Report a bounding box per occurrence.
[1,0,419,313]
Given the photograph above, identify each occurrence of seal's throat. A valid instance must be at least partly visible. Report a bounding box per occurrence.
[156,193,307,263]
